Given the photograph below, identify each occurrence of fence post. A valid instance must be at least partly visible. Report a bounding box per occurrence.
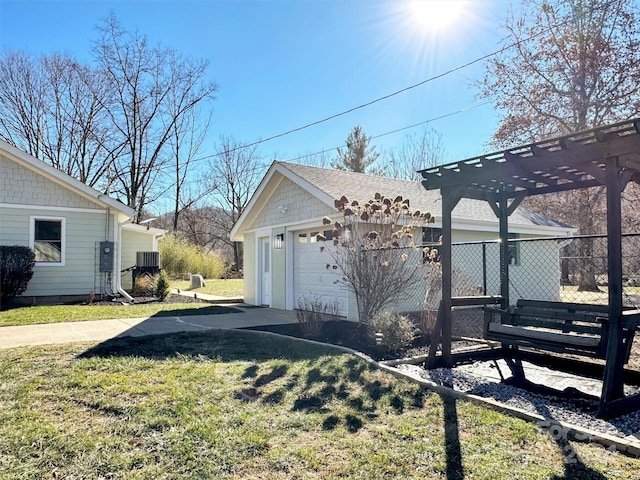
[482,242,487,296]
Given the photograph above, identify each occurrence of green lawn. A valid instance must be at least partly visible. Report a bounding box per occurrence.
[172,278,243,298]
[0,330,637,479]
[0,303,239,327]
[0,278,244,327]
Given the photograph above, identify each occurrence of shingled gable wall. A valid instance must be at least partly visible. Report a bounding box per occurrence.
[247,176,334,231]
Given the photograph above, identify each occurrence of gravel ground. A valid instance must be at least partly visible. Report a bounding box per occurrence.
[395,361,640,443]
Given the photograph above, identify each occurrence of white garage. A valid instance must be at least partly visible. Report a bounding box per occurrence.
[293,228,348,317]
[230,161,575,322]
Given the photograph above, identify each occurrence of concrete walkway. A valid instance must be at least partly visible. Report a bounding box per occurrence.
[0,306,298,349]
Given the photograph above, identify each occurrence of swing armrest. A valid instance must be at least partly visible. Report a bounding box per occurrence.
[482,306,511,336]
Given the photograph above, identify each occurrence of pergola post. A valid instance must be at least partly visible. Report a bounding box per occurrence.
[440,189,462,367]
[599,156,625,416]
[498,190,510,307]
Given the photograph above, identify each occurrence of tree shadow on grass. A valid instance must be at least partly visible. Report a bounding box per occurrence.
[78,329,340,362]
[436,394,605,480]
[77,329,428,437]
[535,404,610,480]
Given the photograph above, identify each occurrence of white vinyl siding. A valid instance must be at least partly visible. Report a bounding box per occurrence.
[120,228,158,291]
[1,205,114,297]
[243,232,257,305]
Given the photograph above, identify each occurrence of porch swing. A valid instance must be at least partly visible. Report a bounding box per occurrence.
[419,118,640,419]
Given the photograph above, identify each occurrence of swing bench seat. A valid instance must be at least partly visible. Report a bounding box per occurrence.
[483,299,640,361]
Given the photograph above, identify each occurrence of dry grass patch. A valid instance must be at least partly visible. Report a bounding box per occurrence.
[0,303,239,327]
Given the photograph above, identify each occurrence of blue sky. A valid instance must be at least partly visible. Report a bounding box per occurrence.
[0,0,507,167]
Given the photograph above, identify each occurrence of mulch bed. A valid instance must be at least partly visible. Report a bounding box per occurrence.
[86,293,210,306]
[243,320,434,361]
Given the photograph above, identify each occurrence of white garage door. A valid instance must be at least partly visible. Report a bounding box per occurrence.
[293,228,348,317]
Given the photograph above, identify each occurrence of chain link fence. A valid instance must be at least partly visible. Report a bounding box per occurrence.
[365,233,640,340]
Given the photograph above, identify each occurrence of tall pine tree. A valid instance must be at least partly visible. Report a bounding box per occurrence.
[332,125,381,174]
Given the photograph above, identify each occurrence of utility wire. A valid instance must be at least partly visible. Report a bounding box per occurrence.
[185,15,572,163]
[115,14,574,180]
[283,100,492,164]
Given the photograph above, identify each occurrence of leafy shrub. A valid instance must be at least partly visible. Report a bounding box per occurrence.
[155,270,171,300]
[0,245,36,305]
[159,234,228,279]
[369,311,417,352]
[296,295,340,338]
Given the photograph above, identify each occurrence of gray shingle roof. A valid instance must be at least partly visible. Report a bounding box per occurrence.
[277,161,571,229]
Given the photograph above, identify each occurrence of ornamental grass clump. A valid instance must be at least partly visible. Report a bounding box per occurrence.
[159,234,228,279]
[296,295,340,338]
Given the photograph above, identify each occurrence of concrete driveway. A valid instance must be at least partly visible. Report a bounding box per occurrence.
[0,306,298,349]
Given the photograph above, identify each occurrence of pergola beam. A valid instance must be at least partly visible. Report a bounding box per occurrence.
[421,119,640,197]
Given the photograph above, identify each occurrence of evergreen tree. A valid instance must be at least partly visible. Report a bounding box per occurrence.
[332,125,381,174]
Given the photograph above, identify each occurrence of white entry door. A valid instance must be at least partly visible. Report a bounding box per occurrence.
[259,236,271,306]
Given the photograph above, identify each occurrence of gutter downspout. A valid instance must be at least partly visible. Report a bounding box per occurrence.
[114,214,135,303]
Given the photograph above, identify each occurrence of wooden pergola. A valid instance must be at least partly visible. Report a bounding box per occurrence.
[419,118,640,418]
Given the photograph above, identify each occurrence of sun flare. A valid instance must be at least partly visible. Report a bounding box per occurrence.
[408,0,470,32]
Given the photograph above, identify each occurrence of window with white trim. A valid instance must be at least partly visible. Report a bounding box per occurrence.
[30,217,65,265]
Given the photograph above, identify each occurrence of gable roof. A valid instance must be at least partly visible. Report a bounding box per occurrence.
[231,161,573,241]
[0,139,135,218]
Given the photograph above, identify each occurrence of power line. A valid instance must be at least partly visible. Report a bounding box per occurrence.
[283,100,492,164]
[116,14,577,181]
[186,15,571,164]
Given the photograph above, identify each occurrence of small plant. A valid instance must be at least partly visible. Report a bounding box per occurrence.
[155,270,171,301]
[369,311,417,352]
[133,274,155,297]
[0,245,36,306]
[295,295,340,338]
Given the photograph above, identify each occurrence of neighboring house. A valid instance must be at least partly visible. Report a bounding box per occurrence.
[0,140,165,304]
[230,162,575,320]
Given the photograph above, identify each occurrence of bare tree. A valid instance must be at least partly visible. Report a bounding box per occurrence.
[0,51,49,157]
[386,127,445,181]
[0,51,114,186]
[480,0,640,291]
[332,125,382,174]
[208,136,266,271]
[482,0,640,145]
[163,106,212,231]
[291,149,333,168]
[92,14,217,221]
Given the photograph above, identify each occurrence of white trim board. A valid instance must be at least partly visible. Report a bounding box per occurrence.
[0,203,107,214]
